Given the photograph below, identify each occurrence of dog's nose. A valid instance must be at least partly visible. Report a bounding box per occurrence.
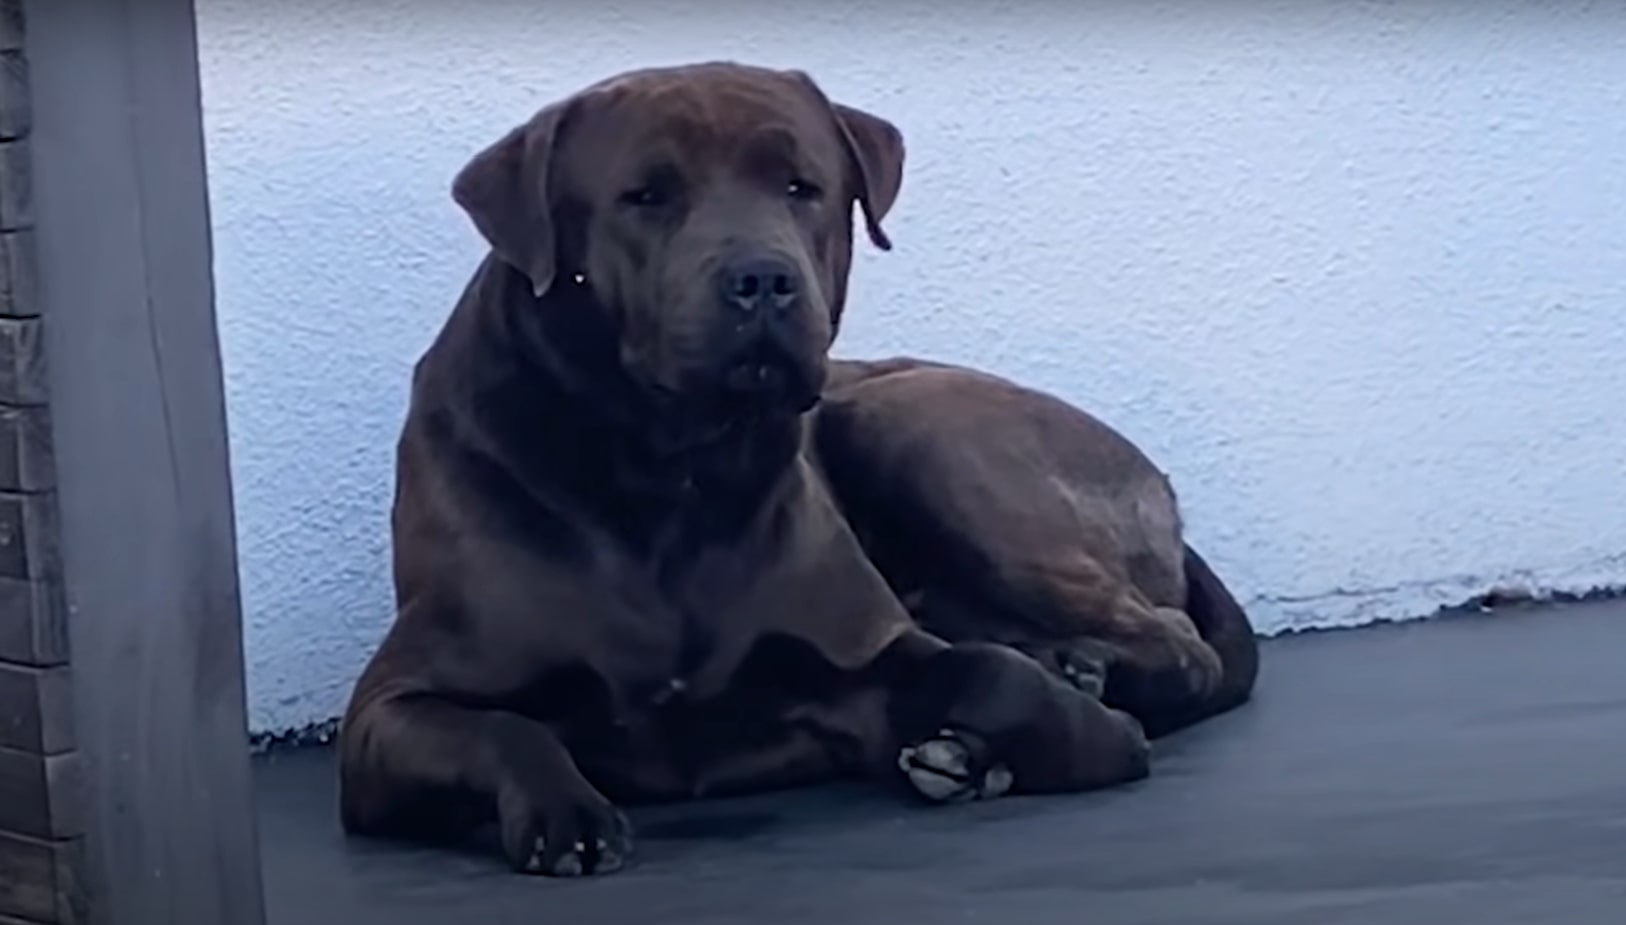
[719,255,802,315]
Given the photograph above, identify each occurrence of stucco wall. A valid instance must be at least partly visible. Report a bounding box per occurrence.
[196,0,1626,734]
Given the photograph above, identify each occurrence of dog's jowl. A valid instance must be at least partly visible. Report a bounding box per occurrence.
[337,61,1257,877]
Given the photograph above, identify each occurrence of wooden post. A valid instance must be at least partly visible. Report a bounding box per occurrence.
[0,0,269,922]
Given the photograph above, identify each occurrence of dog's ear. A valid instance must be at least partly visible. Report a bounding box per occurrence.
[831,102,906,252]
[451,98,578,297]
[789,71,906,252]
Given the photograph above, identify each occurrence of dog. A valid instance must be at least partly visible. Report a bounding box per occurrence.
[337,61,1257,878]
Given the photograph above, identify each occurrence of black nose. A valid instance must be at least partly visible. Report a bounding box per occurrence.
[719,255,802,314]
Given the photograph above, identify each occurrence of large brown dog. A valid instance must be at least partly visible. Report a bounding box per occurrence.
[338,61,1257,877]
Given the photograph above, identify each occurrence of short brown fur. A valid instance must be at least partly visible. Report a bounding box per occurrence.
[337,61,1256,877]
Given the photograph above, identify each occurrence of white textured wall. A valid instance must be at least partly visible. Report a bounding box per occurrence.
[197,0,1626,734]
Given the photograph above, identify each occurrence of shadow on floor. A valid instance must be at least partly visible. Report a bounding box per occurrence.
[255,599,1626,925]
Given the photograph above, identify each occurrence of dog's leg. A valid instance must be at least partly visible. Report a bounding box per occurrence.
[901,550,1226,737]
[1031,545,1259,739]
[875,633,1151,804]
[815,371,1249,740]
[1002,567,1228,738]
[338,692,632,877]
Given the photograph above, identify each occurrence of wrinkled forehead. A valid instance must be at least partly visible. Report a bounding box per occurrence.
[563,71,847,189]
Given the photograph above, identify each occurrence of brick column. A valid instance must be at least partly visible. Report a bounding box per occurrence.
[0,2,86,923]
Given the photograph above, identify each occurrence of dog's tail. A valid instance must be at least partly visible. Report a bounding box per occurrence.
[1172,543,1260,729]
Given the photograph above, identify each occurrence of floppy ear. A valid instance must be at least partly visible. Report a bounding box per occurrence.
[789,71,907,252]
[450,99,576,297]
[831,102,906,252]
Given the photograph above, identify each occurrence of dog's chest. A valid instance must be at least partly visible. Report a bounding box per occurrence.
[570,572,818,796]
[582,561,750,718]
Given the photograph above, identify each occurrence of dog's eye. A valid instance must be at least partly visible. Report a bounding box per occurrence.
[619,186,668,209]
[786,179,823,201]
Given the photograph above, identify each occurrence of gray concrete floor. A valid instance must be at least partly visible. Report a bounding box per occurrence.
[254,599,1626,924]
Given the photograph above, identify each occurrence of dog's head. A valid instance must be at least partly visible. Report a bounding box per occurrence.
[452,61,905,415]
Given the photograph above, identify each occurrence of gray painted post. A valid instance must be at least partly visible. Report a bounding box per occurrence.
[2,0,270,922]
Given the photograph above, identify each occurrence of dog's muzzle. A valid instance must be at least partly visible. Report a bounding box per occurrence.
[714,252,823,410]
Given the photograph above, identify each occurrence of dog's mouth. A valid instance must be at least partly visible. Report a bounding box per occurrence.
[721,345,822,413]
[725,358,789,395]
[642,356,819,427]
[634,334,823,422]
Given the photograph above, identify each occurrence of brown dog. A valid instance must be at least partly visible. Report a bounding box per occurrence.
[337,61,1256,877]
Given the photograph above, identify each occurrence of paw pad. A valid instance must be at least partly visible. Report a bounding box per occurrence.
[897,729,1014,804]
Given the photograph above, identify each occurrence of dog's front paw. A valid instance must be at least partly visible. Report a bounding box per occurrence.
[897,728,1013,804]
[497,782,633,877]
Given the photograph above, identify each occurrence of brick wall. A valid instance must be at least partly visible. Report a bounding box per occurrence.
[0,1,86,921]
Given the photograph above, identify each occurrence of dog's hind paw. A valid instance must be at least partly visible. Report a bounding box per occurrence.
[1014,640,1111,699]
[897,729,1014,804]
[1056,650,1109,699]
